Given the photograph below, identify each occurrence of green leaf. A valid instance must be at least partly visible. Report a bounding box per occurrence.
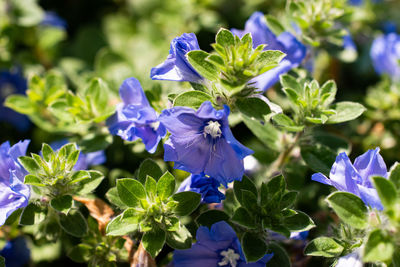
[172,191,201,216]
[105,187,128,209]
[0,256,4,267]
[59,209,88,237]
[241,232,267,262]
[242,115,281,151]
[19,156,41,174]
[283,211,315,232]
[272,114,304,132]
[255,50,286,73]
[106,208,140,236]
[138,158,163,184]
[304,237,344,257]
[142,226,166,258]
[19,203,46,225]
[363,229,394,262]
[50,195,73,214]
[187,50,219,81]
[196,210,230,228]
[263,174,286,206]
[280,191,298,209]
[326,192,368,229]
[389,162,400,189]
[241,190,259,212]
[75,170,104,195]
[216,28,235,47]
[165,224,192,250]
[327,102,366,124]
[300,143,336,175]
[265,15,285,35]
[69,170,91,184]
[280,74,302,93]
[372,176,398,210]
[9,0,44,27]
[173,91,213,109]
[41,144,54,162]
[24,175,45,187]
[231,207,256,228]
[235,97,271,121]
[4,95,35,114]
[266,242,290,267]
[157,171,176,200]
[117,178,146,207]
[233,176,257,205]
[68,244,92,263]
[145,176,157,199]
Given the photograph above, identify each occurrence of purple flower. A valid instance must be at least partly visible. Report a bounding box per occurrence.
[41,11,67,29]
[0,69,30,131]
[49,140,106,170]
[177,173,225,203]
[173,221,273,267]
[150,33,203,83]
[159,101,253,187]
[370,33,400,80]
[231,12,306,91]
[312,148,387,210]
[0,237,30,267]
[107,78,166,153]
[0,140,30,226]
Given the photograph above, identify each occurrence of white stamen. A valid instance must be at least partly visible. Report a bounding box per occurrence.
[150,121,160,131]
[218,249,240,267]
[203,121,222,139]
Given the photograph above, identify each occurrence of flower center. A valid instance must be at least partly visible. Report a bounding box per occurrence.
[218,248,240,267]
[203,121,222,139]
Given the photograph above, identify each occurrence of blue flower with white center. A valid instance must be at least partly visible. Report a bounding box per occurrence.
[177,173,225,203]
[107,77,167,154]
[370,32,400,80]
[41,11,67,29]
[0,236,30,267]
[231,11,307,91]
[150,33,203,83]
[0,140,30,226]
[0,69,30,131]
[312,148,387,210]
[173,221,274,267]
[49,139,106,170]
[159,101,253,187]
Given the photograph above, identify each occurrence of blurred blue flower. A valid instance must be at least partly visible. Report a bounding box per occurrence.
[231,12,306,91]
[0,140,30,226]
[50,140,106,170]
[348,0,380,5]
[370,33,400,80]
[174,221,273,267]
[312,148,387,210]
[159,101,253,187]
[177,173,225,203]
[41,11,67,29]
[0,70,30,131]
[107,78,166,153]
[336,249,362,267]
[0,236,30,267]
[151,33,203,83]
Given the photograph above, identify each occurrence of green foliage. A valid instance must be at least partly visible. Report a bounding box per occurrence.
[326,192,368,229]
[106,171,201,258]
[304,237,344,257]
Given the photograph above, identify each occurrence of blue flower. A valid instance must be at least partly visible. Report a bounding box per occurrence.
[41,11,67,29]
[0,140,30,226]
[150,33,203,83]
[370,33,400,80]
[107,78,166,153]
[159,101,253,187]
[0,69,30,131]
[49,140,106,170]
[231,12,307,91]
[0,237,30,267]
[348,0,380,5]
[173,221,273,267]
[312,148,387,210]
[177,173,226,203]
